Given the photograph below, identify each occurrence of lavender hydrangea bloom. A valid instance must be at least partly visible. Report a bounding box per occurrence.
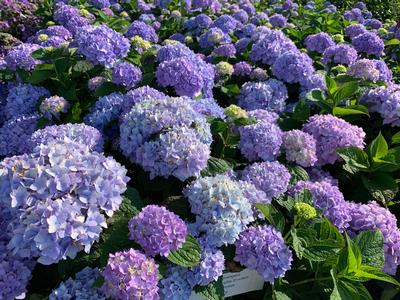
[308,168,339,186]
[129,205,187,257]
[29,25,72,48]
[233,61,252,76]
[160,267,192,300]
[364,19,382,29]
[235,24,257,39]
[211,15,239,33]
[345,24,367,39]
[355,1,366,9]
[112,62,142,89]
[88,0,110,8]
[199,28,231,49]
[250,30,297,65]
[304,32,335,54]
[188,97,225,119]
[344,8,364,23]
[212,44,236,58]
[269,14,287,27]
[122,86,166,113]
[233,9,249,23]
[241,161,291,201]
[235,225,292,283]
[157,43,194,62]
[88,76,105,91]
[120,97,211,180]
[0,113,39,156]
[290,180,352,232]
[272,51,315,85]
[40,95,69,120]
[53,4,90,35]
[5,83,50,119]
[84,92,126,131]
[187,247,225,286]
[50,267,105,300]
[125,20,158,42]
[348,201,400,274]
[250,12,269,25]
[322,45,358,66]
[238,80,288,113]
[239,109,282,162]
[0,242,34,300]
[30,123,104,152]
[184,175,254,247]
[101,249,159,300]
[352,32,384,56]
[235,38,251,54]
[347,59,391,82]
[5,43,40,71]
[300,73,327,97]
[74,24,130,67]
[282,130,317,167]
[303,114,365,165]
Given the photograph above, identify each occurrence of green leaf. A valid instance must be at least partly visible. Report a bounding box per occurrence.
[194,277,224,300]
[287,165,310,184]
[355,265,400,287]
[336,147,370,174]
[385,39,400,46]
[368,132,388,159]
[293,189,313,205]
[332,105,369,117]
[254,203,285,233]
[333,81,359,103]
[330,271,372,300]
[94,82,122,97]
[27,70,52,84]
[354,230,385,269]
[292,101,310,122]
[272,280,292,300]
[345,233,362,273]
[167,235,201,268]
[391,131,400,145]
[305,89,326,103]
[201,157,231,177]
[361,173,398,204]
[326,75,338,94]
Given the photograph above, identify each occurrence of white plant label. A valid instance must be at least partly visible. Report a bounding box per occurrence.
[189,269,264,300]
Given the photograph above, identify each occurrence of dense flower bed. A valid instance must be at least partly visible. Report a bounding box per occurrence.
[2,0,400,299]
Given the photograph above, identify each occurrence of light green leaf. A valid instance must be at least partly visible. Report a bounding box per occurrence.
[167,235,201,268]
[254,203,285,233]
[194,277,224,300]
[391,131,400,145]
[368,132,388,159]
[337,147,370,174]
[385,39,400,46]
[332,105,369,117]
[354,230,385,269]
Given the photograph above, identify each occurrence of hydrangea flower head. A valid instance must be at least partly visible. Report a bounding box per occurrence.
[101,249,159,300]
[269,14,287,27]
[29,25,72,48]
[282,129,317,167]
[233,61,252,76]
[125,20,158,42]
[53,4,90,34]
[129,205,187,257]
[235,225,292,283]
[40,95,69,120]
[5,43,40,71]
[322,45,358,66]
[112,62,142,89]
[303,114,365,165]
[199,28,231,49]
[211,15,239,33]
[295,202,317,220]
[160,267,192,300]
[347,59,391,82]
[352,32,384,56]
[345,24,367,39]
[305,32,335,54]
[272,51,315,85]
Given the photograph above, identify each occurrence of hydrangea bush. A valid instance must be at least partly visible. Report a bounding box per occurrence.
[2,0,400,299]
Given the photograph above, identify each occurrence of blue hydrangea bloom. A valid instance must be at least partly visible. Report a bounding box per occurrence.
[160,267,193,300]
[5,43,40,71]
[125,20,159,42]
[112,62,142,89]
[53,4,90,35]
[272,51,315,85]
[199,28,231,49]
[122,86,166,114]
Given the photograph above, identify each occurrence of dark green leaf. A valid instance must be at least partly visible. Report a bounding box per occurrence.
[368,132,388,159]
[94,82,122,97]
[254,203,285,233]
[355,265,400,287]
[293,101,310,122]
[361,173,398,204]
[27,70,52,84]
[305,89,326,103]
[333,81,359,103]
[288,165,310,184]
[167,235,201,268]
[332,105,369,117]
[354,230,385,269]
[194,277,224,300]
[337,147,370,174]
[201,157,231,177]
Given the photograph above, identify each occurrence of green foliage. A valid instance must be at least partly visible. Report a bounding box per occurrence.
[200,157,231,177]
[167,235,201,268]
[194,277,224,300]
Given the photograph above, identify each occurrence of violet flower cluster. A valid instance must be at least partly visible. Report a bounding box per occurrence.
[39,95,70,120]
[282,129,318,167]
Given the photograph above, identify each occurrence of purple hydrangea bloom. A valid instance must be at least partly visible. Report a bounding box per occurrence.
[160,267,192,300]
[347,59,391,82]
[129,205,187,257]
[29,25,72,48]
[188,97,225,119]
[39,95,69,120]
[352,32,384,56]
[101,249,159,300]
[120,97,211,180]
[169,33,185,43]
[233,9,249,23]
[5,83,50,119]
[250,12,269,25]
[235,38,251,54]
[345,24,367,39]
[0,113,39,156]
[269,14,287,27]
[238,80,288,113]
[241,161,291,201]
[348,201,400,274]
[30,123,104,152]
[184,175,254,247]
[250,68,269,81]
[122,86,166,113]
[199,28,231,49]
[184,14,212,33]
[355,1,366,9]
[88,76,105,91]
[53,4,90,35]
[212,44,236,58]
[308,167,339,186]
[157,43,194,62]
[50,267,105,300]
[235,23,257,39]
[84,92,126,131]
[282,130,317,167]
[272,51,315,85]
[233,61,252,76]
[344,8,364,23]
[290,180,352,232]
[74,24,130,67]
[88,0,110,8]
[125,20,158,42]
[364,19,382,29]
[112,62,142,89]
[322,45,358,66]
[239,2,255,15]
[235,225,292,283]
[304,32,335,54]
[300,73,327,96]
[250,30,297,65]
[211,15,239,33]
[303,114,365,165]
[187,246,225,286]
[5,43,40,71]
[239,109,282,162]
[0,242,34,300]
[0,140,128,264]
